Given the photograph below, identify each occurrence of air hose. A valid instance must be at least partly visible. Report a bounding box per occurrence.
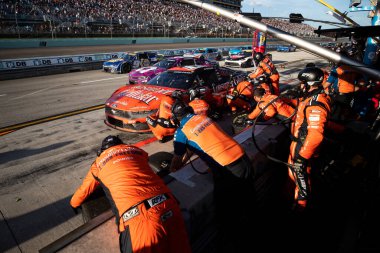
[250,92,300,170]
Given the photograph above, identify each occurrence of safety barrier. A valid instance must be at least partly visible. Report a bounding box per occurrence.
[0,44,282,80]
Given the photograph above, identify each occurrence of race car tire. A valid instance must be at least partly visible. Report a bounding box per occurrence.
[232,112,249,134]
[149,151,173,177]
[80,186,111,223]
[243,59,252,68]
[122,64,131,74]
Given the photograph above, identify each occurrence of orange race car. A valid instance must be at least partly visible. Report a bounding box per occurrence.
[104,65,244,132]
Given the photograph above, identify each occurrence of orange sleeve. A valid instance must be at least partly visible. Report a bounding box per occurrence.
[70,162,100,208]
[247,102,264,120]
[248,66,264,79]
[298,105,328,159]
[263,104,276,120]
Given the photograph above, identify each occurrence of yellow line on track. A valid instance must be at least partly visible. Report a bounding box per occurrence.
[0,104,105,136]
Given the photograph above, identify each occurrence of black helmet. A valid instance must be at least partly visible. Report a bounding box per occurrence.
[171,101,193,127]
[298,67,324,86]
[98,135,123,156]
[254,52,264,62]
[171,90,183,100]
[305,62,316,68]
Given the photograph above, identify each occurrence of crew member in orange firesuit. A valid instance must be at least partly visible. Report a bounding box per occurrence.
[146,90,183,143]
[226,77,254,113]
[288,67,331,211]
[188,87,210,116]
[323,52,362,121]
[249,52,280,95]
[169,101,255,252]
[70,135,192,253]
[245,87,295,124]
[254,74,276,95]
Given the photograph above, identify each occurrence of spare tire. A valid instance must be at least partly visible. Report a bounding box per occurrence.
[80,186,111,223]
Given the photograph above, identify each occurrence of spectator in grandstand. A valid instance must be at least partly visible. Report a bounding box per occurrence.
[70,135,192,253]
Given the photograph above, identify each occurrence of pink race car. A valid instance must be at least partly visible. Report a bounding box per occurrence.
[128,56,218,84]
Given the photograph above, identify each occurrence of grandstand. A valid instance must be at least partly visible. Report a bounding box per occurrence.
[0,0,317,38]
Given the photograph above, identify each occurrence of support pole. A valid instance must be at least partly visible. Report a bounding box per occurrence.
[179,0,380,80]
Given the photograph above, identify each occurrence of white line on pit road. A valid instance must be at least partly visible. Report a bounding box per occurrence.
[0,94,6,97]
[80,76,126,84]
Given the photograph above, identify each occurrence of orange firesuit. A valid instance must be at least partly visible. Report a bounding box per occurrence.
[70,145,191,253]
[249,58,280,95]
[171,113,255,251]
[287,88,331,208]
[146,95,177,141]
[226,80,254,112]
[248,94,295,121]
[189,98,210,116]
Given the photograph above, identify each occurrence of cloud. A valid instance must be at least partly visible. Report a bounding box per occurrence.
[244,0,271,7]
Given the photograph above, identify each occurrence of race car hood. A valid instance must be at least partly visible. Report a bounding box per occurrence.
[103,58,124,66]
[129,66,165,78]
[105,84,178,111]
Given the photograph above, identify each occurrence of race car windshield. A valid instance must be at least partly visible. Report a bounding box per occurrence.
[194,49,205,53]
[121,54,134,60]
[154,59,176,69]
[147,71,194,89]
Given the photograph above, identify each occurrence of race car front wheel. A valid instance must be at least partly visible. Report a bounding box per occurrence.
[122,64,131,74]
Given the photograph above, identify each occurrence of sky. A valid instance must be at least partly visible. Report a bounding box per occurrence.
[241,0,375,28]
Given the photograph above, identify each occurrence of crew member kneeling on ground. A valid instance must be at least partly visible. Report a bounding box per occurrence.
[226,76,254,114]
[288,67,331,211]
[70,135,192,253]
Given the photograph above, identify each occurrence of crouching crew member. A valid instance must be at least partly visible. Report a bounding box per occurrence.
[246,87,295,124]
[146,90,183,143]
[70,135,192,253]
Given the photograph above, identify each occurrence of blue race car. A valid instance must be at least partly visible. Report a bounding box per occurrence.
[102,51,158,74]
[276,45,297,52]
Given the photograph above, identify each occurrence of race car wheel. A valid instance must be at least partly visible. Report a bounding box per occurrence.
[243,59,252,68]
[122,64,131,74]
[232,112,249,134]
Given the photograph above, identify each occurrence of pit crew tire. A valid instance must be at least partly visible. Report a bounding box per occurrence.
[80,186,111,223]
